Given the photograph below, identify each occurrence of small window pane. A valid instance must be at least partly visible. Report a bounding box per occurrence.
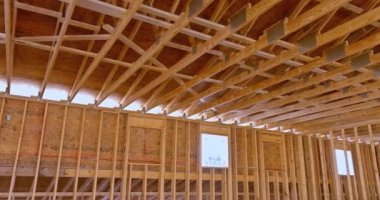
[335,149,354,175]
[201,133,229,168]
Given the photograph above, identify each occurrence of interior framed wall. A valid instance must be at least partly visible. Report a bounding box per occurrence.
[0,96,379,199]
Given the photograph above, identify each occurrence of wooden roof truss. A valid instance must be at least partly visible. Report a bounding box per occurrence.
[2,0,380,134]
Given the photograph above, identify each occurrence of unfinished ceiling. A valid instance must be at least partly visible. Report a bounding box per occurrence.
[1,0,380,134]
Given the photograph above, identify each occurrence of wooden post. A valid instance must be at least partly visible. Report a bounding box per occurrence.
[197,122,203,200]
[258,131,266,200]
[297,136,307,199]
[210,168,215,200]
[91,111,103,200]
[287,136,298,200]
[121,114,131,200]
[314,135,323,200]
[243,129,250,200]
[354,127,368,199]
[110,113,120,200]
[252,129,260,200]
[158,118,167,200]
[351,149,359,200]
[227,126,233,200]
[306,135,318,200]
[222,168,227,200]
[232,126,238,199]
[142,165,147,200]
[318,135,330,200]
[341,130,354,200]
[126,164,132,200]
[52,105,68,200]
[265,171,270,200]
[31,103,48,200]
[281,135,290,200]
[377,145,380,178]
[185,121,190,200]
[329,131,342,200]
[274,172,280,200]
[171,120,178,199]
[73,108,86,200]
[368,124,380,198]
[362,144,374,198]
[7,101,28,200]
[0,98,5,126]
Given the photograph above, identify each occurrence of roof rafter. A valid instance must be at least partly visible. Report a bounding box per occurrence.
[68,0,144,100]
[299,107,380,134]
[69,0,114,104]
[99,0,283,106]
[289,0,310,19]
[98,0,191,107]
[248,69,378,129]
[14,38,235,86]
[245,75,380,127]
[15,1,101,32]
[14,2,303,89]
[5,0,380,136]
[149,0,351,113]
[92,0,214,104]
[39,0,78,97]
[191,4,380,119]
[100,24,200,103]
[285,95,380,128]
[4,0,14,93]
[226,32,380,122]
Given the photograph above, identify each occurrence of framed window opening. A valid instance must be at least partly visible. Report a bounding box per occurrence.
[201,133,229,168]
[335,149,355,176]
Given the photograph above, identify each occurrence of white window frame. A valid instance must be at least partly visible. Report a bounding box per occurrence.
[335,149,355,176]
[201,133,229,168]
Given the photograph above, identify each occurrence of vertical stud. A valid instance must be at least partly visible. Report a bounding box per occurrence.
[121,114,131,200]
[329,131,342,200]
[296,136,306,199]
[354,127,368,199]
[318,135,330,200]
[110,113,120,200]
[307,135,317,200]
[158,118,167,200]
[92,111,103,200]
[31,103,48,200]
[7,101,28,200]
[252,129,260,200]
[197,122,203,200]
[243,129,250,200]
[52,105,68,200]
[341,130,354,200]
[185,121,190,200]
[171,120,178,199]
[73,108,86,200]
[368,124,380,198]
